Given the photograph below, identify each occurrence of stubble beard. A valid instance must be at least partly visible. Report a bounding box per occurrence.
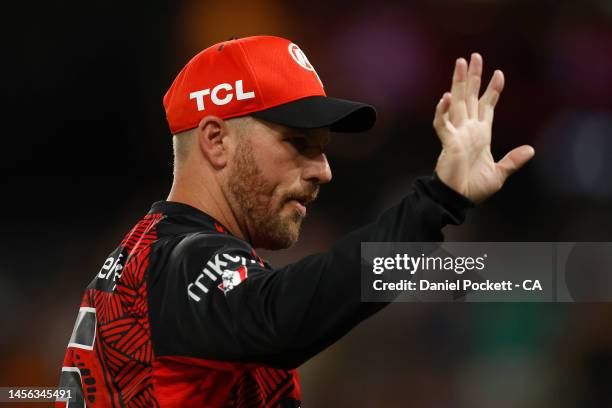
[226,140,303,250]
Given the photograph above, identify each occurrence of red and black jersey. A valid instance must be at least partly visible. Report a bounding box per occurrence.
[57,175,472,407]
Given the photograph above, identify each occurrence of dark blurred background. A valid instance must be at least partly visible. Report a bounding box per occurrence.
[4,0,612,406]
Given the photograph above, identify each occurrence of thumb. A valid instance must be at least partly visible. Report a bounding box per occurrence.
[496,145,535,181]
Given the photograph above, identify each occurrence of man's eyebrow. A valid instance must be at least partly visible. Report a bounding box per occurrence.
[280,129,309,140]
[279,127,301,138]
[283,128,331,147]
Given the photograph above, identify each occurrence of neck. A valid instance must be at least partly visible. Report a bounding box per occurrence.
[167,172,249,243]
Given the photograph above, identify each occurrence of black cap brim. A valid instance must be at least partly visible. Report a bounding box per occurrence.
[251,95,376,132]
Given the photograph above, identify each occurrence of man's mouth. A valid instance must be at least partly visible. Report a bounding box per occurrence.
[287,194,317,217]
[291,200,307,217]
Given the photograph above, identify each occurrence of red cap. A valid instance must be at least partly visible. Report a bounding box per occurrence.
[163,35,376,135]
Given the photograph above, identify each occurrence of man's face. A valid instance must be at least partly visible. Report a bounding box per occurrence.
[224,118,332,250]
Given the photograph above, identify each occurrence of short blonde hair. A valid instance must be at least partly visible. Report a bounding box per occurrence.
[171,116,253,171]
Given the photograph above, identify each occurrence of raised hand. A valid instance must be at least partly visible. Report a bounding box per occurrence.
[433,53,535,203]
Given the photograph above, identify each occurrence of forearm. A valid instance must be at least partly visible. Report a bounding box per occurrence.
[241,174,473,367]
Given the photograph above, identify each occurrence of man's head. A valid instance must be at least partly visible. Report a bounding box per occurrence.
[173,115,331,249]
[165,35,375,249]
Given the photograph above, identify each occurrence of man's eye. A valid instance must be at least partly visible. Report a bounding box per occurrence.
[287,137,309,152]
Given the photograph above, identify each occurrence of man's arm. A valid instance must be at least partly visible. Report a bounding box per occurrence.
[150,175,471,369]
[245,174,474,368]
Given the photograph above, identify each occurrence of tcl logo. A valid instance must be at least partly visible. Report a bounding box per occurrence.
[189,79,255,111]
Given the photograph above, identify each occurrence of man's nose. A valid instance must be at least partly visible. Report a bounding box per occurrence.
[302,152,332,185]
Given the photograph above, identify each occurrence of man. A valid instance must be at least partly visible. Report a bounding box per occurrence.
[58,35,534,407]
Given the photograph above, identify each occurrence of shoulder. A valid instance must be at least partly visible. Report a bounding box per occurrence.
[168,231,261,264]
[154,231,269,298]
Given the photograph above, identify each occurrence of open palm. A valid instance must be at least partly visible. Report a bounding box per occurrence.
[433,53,535,203]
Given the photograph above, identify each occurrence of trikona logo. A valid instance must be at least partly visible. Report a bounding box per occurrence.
[187,252,264,302]
[189,79,255,111]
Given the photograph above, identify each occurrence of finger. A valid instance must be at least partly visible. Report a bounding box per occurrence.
[479,69,505,122]
[449,58,468,126]
[466,53,483,119]
[433,92,454,142]
[496,145,535,182]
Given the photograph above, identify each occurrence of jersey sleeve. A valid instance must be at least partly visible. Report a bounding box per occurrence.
[148,175,473,369]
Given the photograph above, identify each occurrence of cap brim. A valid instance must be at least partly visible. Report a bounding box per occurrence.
[251,95,376,133]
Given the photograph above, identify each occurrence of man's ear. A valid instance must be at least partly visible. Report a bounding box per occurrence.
[196,115,230,169]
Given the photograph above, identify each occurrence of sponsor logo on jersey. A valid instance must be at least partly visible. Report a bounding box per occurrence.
[89,248,127,292]
[187,252,264,302]
[218,265,248,293]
